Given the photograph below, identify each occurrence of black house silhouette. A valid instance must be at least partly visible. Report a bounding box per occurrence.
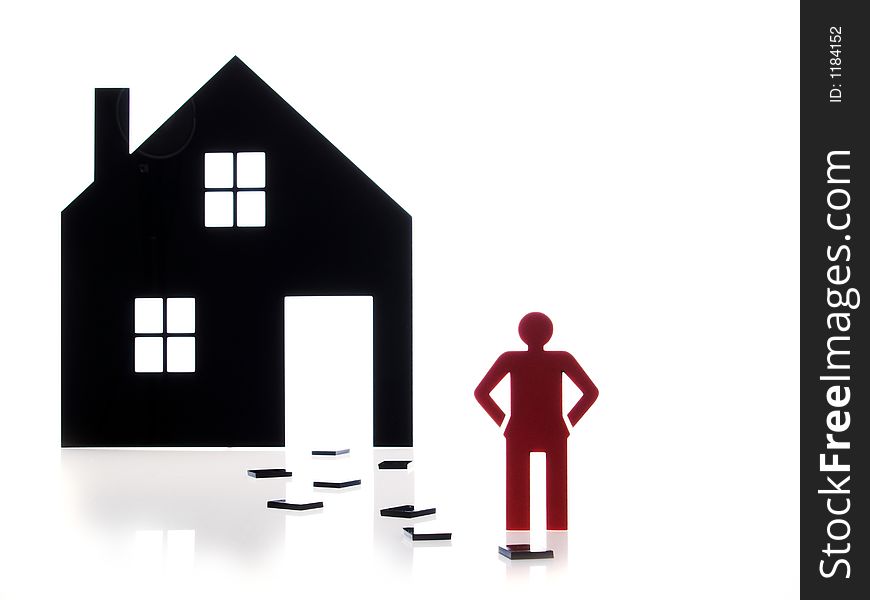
[61,57,412,447]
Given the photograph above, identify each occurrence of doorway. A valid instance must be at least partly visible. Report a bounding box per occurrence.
[284,296,374,452]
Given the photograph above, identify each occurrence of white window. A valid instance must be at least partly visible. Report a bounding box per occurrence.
[134,297,196,373]
[204,152,266,227]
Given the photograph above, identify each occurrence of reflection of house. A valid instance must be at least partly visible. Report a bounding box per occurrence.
[62,450,288,563]
[61,449,417,568]
[61,57,412,447]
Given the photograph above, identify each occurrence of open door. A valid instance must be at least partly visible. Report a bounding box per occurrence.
[284,296,374,452]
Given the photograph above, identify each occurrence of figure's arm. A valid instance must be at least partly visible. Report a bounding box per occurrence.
[564,354,599,427]
[474,354,510,426]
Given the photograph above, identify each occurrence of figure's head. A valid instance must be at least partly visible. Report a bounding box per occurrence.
[518,312,553,348]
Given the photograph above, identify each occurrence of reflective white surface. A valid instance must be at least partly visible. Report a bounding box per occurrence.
[1,448,581,600]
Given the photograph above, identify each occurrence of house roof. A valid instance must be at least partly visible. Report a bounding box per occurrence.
[133,56,289,158]
[66,56,408,217]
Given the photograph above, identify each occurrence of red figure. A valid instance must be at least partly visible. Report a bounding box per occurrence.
[475,312,598,530]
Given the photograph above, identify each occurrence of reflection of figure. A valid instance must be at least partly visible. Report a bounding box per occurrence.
[475,312,598,530]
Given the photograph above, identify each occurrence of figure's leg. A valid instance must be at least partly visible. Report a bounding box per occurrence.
[506,441,530,530]
[546,439,568,530]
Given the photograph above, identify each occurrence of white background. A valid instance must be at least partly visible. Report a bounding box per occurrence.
[0,1,798,599]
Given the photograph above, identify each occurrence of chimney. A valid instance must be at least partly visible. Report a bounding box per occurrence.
[94,88,129,180]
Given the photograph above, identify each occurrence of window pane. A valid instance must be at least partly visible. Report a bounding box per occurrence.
[167,298,195,333]
[167,337,195,372]
[135,337,164,372]
[237,191,265,227]
[135,298,163,333]
[236,152,265,188]
[204,191,234,227]
[204,152,234,188]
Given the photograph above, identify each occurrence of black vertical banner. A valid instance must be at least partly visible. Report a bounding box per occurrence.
[802,4,867,598]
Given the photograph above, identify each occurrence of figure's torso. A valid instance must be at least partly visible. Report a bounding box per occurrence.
[503,350,571,445]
